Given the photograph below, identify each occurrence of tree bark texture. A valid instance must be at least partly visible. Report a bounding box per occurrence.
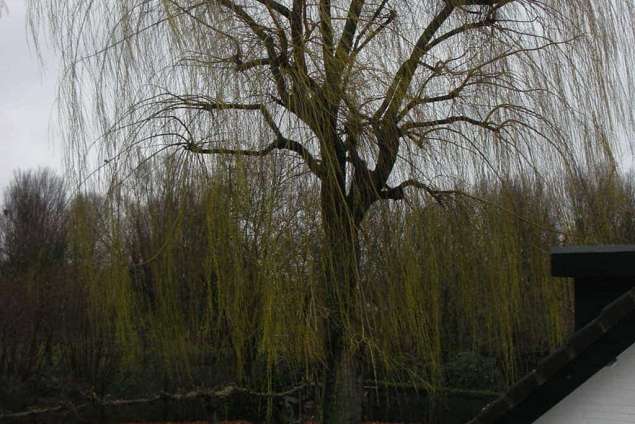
[320,167,364,423]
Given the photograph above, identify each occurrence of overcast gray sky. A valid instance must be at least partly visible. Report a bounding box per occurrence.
[0,0,62,195]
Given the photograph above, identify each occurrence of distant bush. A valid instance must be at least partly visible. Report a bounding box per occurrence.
[445,352,504,391]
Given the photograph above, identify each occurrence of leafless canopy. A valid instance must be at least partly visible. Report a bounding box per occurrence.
[28,0,635,200]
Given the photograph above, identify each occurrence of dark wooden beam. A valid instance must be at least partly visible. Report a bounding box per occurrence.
[551,245,635,279]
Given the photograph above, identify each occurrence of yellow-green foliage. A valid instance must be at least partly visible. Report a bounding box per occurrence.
[112,159,327,386]
[8,163,634,396]
[360,177,572,387]
[564,165,635,244]
[98,168,577,390]
[64,193,139,385]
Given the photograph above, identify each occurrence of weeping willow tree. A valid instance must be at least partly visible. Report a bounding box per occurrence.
[28,0,634,422]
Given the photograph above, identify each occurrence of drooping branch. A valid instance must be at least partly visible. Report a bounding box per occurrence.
[147,95,324,177]
[166,96,284,139]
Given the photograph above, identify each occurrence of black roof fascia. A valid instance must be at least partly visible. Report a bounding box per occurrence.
[551,245,635,278]
[466,288,635,424]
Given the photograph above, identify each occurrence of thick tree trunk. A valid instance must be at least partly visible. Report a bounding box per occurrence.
[322,328,363,423]
[319,177,364,423]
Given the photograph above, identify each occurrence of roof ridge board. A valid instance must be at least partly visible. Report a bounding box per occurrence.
[465,286,635,424]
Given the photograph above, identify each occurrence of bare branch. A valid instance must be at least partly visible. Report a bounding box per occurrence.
[171,97,263,112]
[425,18,496,52]
[253,0,291,19]
[334,0,366,65]
[401,116,500,132]
[319,0,335,64]
[352,9,396,55]
[216,0,289,99]
[379,178,498,213]
[446,0,513,5]
[380,179,465,204]
[374,4,455,121]
[397,72,475,121]
[290,0,309,83]
[185,137,323,178]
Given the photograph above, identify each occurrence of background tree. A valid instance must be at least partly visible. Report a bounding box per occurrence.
[0,168,67,272]
[0,168,67,383]
[563,165,635,244]
[29,0,635,422]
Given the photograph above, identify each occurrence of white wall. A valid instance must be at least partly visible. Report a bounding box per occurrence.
[535,341,635,424]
